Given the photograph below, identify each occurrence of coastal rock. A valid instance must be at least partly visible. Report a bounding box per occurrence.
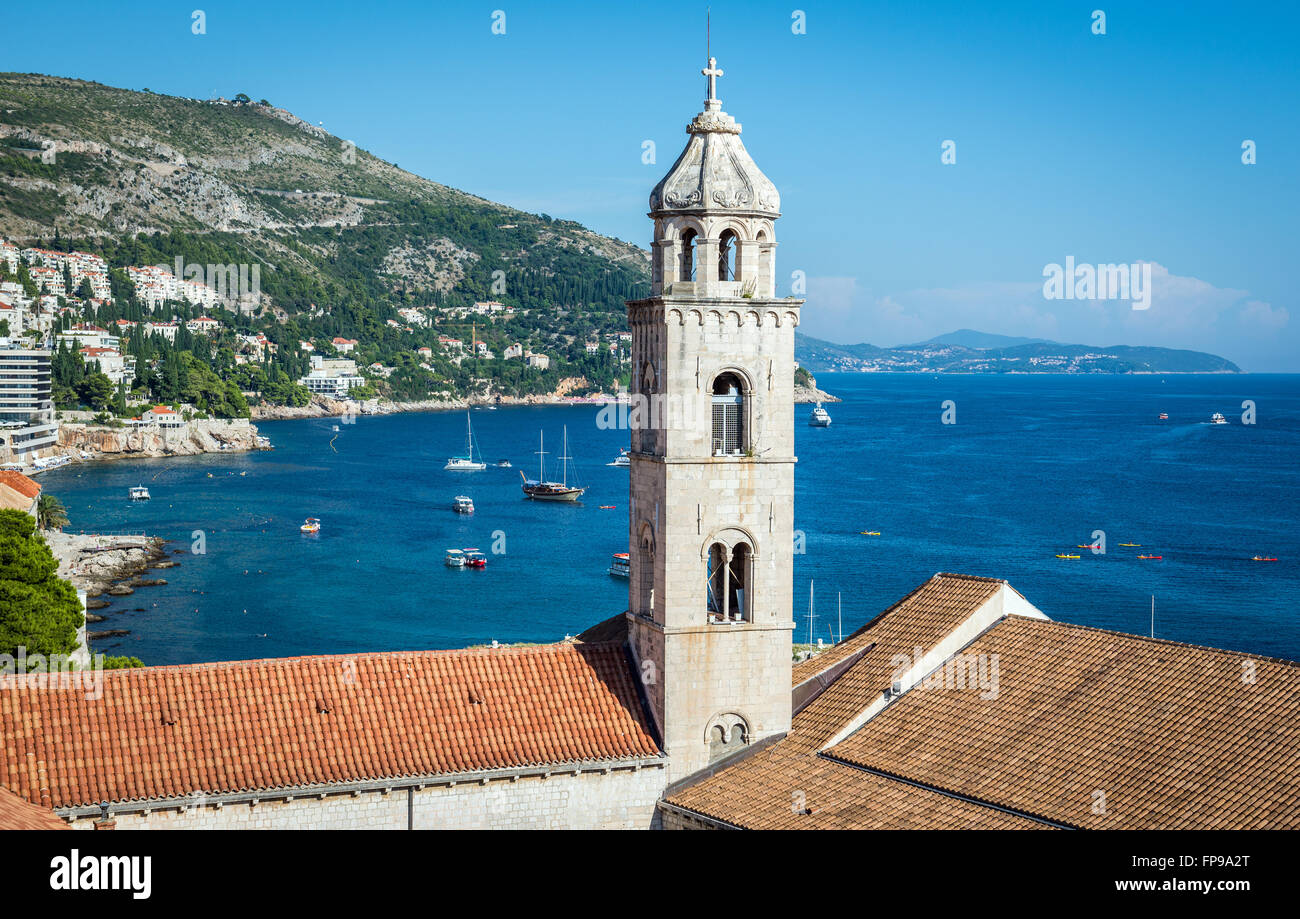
[107,585,135,596]
[56,418,261,460]
[89,630,130,640]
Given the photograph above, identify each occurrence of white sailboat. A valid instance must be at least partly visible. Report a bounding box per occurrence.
[445,410,486,470]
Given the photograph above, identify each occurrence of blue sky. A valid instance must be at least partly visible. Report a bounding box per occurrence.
[5,1,1298,369]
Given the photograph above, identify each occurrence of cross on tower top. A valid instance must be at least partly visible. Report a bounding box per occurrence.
[703,57,723,104]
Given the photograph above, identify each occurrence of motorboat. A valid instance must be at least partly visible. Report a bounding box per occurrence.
[463,549,487,569]
[300,517,321,535]
[495,460,512,468]
[1210,412,1228,425]
[608,553,630,578]
[1158,412,1169,420]
[607,449,630,467]
[444,549,466,568]
[453,495,475,514]
[128,486,151,501]
[809,403,831,427]
[521,427,586,501]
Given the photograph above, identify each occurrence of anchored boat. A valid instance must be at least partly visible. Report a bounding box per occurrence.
[452,495,475,514]
[809,402,832,427]
[300,517,321,535]
[521,427,586,502]
[128,486,151,501]
[445,410,487,470]
[608,552,630,578]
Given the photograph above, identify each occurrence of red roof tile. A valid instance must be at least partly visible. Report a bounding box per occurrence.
[0,471,41,500]
[0,786,67,830]
[828,616,1300,829]
[0,643,659,810]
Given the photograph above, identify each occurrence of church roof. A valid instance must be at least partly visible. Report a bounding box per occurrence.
[0,642,660,811]
[0,786,67,830]
[665,574,1300,830]
[649,57,780,217]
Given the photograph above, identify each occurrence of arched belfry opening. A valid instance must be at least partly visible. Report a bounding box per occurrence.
[711,372,745,456]
[680,229,698,281]
[718,229,739,281]
[705,534,752,624]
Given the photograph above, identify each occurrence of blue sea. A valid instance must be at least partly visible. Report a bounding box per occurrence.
[39,373,1300,665]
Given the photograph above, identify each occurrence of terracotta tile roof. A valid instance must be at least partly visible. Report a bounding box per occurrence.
[0,643,659,810]
[0,471,41,500]
[786,573,1004,751]
[828,616,1300,829]
[0,786,67,830]
[663,739,1045,829]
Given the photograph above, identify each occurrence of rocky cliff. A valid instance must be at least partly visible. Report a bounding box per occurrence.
[57,418,261,458]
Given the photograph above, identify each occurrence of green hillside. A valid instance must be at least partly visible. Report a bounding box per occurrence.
[0,73,650,404]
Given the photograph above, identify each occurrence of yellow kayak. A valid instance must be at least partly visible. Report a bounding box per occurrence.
[1056,554,1081,559]
[860,531,881,536]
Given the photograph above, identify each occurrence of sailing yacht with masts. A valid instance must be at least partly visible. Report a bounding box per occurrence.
[445,409,486,470]
[520,427,586,501]
[446,322,488,470]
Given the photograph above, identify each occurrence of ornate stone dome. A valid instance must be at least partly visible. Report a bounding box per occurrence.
[649,58,780,218]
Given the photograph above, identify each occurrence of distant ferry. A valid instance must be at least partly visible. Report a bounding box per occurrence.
[128,486,150,501]
[809,403,832,427]
[608,552,630,578]
[452,495,474,514]
[1210,412,1228,425]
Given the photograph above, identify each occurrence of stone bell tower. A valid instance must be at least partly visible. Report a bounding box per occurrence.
[625,55,800,782]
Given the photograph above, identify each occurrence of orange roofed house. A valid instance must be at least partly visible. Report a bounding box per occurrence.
[0,470,40,515]
[1,58,1297,830]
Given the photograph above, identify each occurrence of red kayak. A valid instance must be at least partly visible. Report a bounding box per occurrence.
[1252,556,1279,562]
[1137,555,1162,560]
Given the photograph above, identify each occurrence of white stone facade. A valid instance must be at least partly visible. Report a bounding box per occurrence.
[64,764,666,830]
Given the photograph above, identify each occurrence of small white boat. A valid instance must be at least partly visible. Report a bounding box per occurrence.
[495,459,512,468]
[128,486,150,501]
[453,495,475,514]
[300,517,321,534]
[1210,412,1228,425]
[445,548,466,568]
[445,410,486,470]
[607,449,630,467]
[809,403,832,427]
[608,552,630,578]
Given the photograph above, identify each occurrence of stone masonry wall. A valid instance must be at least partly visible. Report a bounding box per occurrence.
[65,766,667,830]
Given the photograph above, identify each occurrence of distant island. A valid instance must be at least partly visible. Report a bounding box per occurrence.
[795,329,1242,374]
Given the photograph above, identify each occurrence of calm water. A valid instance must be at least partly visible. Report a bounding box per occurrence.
[40,373,1300,665]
